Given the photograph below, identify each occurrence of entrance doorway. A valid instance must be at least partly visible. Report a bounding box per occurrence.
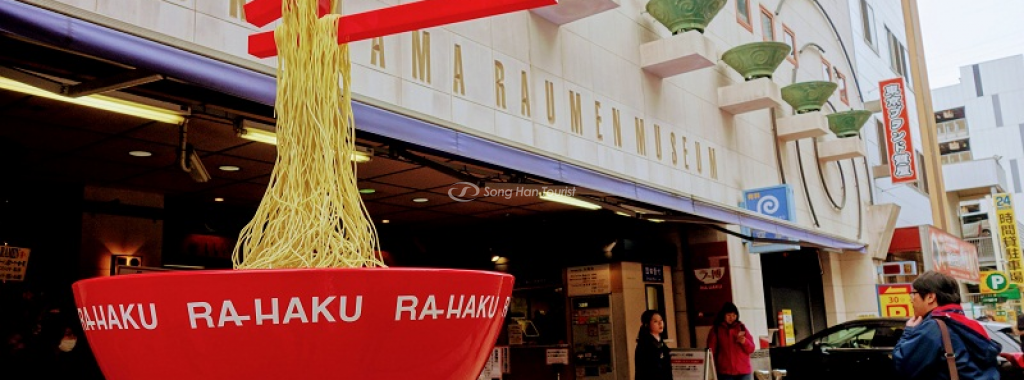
[761,249,828,343]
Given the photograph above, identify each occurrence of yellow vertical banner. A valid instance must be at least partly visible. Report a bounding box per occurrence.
[995,193,1024,285]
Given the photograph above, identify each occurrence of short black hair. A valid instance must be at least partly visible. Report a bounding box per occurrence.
[912,271,961,306]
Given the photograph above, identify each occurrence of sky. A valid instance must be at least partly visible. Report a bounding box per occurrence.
[919,0,1024,89]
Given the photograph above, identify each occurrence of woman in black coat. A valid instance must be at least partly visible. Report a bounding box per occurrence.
[634,310,672,380]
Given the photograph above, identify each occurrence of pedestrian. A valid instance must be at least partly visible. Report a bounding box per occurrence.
[707,302,755,380]
[893,271,1001,380]
[634,310,672,380]
[1017,310,1024,352]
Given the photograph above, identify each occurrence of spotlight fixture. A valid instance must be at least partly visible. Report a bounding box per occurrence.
[214,197,225,202]
[218,165,241,172]
[539,192,601,210]
[382,219,391,224]
[359,188,377,194]
[238,119,372,162]
[491,255,500,262]
[412,197,429,203]
[0,77,186,124]
[128,151,153,157]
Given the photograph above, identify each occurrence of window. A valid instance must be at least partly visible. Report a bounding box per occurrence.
[822,59,832,81]
[737,0,753,32]
[886,27,909,78]
[836,70,849,105]
[803,324,904,350]
[760,5,775,41]
[876,120,888,165]
[783,25,797,66]
[860,0,877,49]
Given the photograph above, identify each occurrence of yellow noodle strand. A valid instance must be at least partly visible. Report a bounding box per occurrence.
[233,0,384,269]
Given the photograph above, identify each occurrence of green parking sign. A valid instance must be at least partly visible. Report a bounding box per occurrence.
[983,272,1010,293]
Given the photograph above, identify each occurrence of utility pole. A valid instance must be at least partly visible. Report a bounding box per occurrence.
[902,0,950,232]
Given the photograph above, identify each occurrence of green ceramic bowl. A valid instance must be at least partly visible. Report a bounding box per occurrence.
[646,0,727,34]
[721,42,792,81]
[781,81,838,114]
[827,110,873,138]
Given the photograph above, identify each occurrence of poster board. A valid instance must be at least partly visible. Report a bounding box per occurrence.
[670,349,716,380]
[0,246,30,282]
[567,265,612,296]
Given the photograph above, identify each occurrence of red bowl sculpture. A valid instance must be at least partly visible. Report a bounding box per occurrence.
[72,268,514,380]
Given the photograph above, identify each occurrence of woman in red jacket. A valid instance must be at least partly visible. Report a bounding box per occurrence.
[706,302,756,380]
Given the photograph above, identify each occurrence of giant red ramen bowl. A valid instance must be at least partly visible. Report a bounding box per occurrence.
[72,268,514,380]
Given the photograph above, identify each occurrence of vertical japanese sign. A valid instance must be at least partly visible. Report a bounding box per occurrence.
[0,246,30,282]
[778,310,796,346]
[880,78,919,184]
[995,193,1024,284]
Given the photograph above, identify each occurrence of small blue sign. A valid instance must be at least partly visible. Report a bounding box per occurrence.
[742,185,799,254]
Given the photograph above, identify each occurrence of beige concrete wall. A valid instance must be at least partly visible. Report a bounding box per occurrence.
[37,0,870,245]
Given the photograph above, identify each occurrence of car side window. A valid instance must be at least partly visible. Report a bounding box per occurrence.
[807,325,903,349]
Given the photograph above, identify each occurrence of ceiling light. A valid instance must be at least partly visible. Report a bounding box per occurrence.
[218,165,241,172]
[491,255,500,262]
[382,219,390,224]
[238,120,373,163]
[539,192,601,210]
[648,219,665,223]
[128,151,153,157]
[359,188,377,194]
[239,124,278,145]
[0,77,186,124]
[412,197,429,203]
[214,197,225,202]
[615,211,631,217]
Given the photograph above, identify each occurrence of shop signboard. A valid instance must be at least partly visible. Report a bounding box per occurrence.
[927,226,980,283]
[980,296,1005,304]
[643,264,665,283]
[742,185,799,254]
[995,193,1024,285]
[670,349,716,380]
[981,271,1011,294]
[778,310,796,346]
[545,348,569,365]
[880,77,919,184]
[567,265,612,296]
[0,246,30,282]
[876,284,914,318]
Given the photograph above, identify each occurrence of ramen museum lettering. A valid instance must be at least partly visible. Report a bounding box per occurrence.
[372,30,720,180]
[76,294,512,331]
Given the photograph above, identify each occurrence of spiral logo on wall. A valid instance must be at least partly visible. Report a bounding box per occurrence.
[756,195,781,215]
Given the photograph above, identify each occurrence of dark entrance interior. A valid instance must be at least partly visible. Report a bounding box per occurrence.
[761,248,828,344]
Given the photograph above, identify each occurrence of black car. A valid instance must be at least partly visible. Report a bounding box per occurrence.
[768,318,1024,380]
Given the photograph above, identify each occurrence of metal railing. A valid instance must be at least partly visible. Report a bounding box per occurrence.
[965,237,998,264]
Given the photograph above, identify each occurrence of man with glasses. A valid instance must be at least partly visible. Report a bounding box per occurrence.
[893,271,1001,380]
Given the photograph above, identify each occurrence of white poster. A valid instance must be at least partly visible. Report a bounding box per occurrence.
[671,349,716,380]
[567,265,612,296]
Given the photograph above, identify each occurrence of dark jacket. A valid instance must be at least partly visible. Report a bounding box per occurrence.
[707,322,756,375]
[893,305,1001,380]
[635,333,672,380]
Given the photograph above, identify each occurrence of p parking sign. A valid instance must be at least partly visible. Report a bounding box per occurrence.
[982,271,1010,294]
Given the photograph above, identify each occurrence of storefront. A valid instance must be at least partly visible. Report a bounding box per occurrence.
[0,0,890,378]
[886,225,982,316]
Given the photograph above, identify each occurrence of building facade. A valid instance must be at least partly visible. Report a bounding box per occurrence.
[0,0,921,378]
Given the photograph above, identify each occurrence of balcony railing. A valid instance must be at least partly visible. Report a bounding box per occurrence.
[965,237,997,265]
